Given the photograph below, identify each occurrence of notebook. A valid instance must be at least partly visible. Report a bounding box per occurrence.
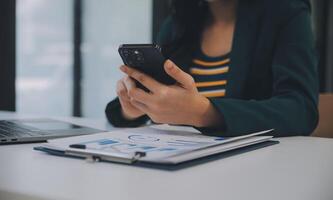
[34,124,275,165]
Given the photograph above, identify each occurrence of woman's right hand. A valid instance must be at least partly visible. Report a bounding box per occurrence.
[116,75,145,120]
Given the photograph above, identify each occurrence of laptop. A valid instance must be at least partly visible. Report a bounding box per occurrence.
[0,119,103,144]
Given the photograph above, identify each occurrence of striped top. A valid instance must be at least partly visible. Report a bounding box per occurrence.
[190,50,230,98]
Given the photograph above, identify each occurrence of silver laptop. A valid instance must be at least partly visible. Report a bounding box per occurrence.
[0,119,103,144]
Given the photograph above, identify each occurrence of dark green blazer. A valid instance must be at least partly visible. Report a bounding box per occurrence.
[106,0,319,137]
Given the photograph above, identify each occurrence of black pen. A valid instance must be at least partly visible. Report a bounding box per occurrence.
[69,144,86,149]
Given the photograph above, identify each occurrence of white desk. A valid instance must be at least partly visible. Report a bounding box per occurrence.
[0,112,332,200]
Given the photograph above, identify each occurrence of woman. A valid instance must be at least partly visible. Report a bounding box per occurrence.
[105,0,319,137]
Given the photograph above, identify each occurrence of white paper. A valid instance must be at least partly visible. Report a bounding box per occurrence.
[46,125,273,161]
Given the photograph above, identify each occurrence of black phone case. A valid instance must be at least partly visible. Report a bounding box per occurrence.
[118,44,175,89]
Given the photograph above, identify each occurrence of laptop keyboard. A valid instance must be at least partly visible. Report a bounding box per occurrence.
[0,121,43,138]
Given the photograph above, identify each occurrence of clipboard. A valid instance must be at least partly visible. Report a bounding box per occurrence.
[34,125,277,167]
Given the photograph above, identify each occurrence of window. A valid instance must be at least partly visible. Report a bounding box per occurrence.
[16,0,153,118]
[81,0,153,117]
[16,0,74,116]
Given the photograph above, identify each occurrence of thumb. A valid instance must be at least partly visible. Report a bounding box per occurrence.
[164,60,195,89]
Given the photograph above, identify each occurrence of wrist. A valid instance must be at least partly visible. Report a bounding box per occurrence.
[192,95,222,128]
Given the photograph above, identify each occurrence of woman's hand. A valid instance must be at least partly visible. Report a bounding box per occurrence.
[116,76,145,120]
[119,60,222,127]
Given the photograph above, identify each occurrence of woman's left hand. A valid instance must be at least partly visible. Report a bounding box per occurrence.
[120,60,222,127]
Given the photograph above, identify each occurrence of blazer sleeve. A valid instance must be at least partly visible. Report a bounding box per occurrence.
[203,8,319,137]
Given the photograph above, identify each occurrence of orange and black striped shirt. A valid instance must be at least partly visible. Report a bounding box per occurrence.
[190,50,230,98]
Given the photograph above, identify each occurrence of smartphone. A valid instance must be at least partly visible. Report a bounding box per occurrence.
[118,44,175,89]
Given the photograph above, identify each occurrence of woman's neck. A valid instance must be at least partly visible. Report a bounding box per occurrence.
[208,0,238,24]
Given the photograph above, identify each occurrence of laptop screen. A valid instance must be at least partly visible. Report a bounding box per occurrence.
[21,121,82,131]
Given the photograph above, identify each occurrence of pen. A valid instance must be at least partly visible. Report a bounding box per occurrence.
[69,144,86,149]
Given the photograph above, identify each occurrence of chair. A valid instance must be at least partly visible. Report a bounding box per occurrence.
[312,94,333,138]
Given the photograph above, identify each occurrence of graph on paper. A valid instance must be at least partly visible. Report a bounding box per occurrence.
[73,127,225,158]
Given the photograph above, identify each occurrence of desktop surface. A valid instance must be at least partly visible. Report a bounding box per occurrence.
[0,112,332,200]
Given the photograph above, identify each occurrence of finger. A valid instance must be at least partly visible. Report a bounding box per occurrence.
[128,87,152,105]
[117,80,130,101]
[119,94,132,109]
[120,65,163,93]
[117,81,130,106]
[164,60,195,90]
[123,76,152,104]
[130,99,150,114]
[122,76,136,94]
[118,89,132,109]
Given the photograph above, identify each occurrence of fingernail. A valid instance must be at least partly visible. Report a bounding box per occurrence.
[120,65,126,72]
[166,60,173,70]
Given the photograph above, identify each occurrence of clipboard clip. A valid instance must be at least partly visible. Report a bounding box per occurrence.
[85,155,101,163]
[67,144,146,164]
[84,151,146,164]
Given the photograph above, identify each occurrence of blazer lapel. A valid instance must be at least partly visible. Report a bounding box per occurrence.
[226,1,261,98]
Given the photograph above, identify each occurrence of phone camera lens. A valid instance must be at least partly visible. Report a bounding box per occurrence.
[131,50,143,63]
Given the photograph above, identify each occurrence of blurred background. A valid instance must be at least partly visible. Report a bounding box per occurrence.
[0,0,332,119]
